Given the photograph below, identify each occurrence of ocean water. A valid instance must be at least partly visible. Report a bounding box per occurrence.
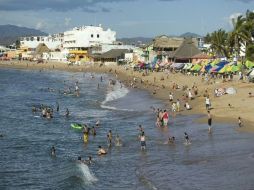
[0,68,254,190]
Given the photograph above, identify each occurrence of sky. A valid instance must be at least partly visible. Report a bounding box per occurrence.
[0,0,253,38]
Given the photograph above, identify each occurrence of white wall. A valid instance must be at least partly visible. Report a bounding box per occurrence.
[63,26,116,49]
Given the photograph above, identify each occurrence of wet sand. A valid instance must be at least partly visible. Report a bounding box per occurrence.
[1,60,254,132]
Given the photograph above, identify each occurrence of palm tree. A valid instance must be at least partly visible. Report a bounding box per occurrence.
[229,15,250,56]
[244,10,254,42]
[209,29,230,58]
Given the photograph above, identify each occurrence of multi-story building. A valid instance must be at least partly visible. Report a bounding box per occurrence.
[63,25,116,50]
[20,33,63,50]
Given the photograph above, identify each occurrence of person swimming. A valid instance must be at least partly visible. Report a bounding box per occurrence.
[168,136,175,144]
[97,146,107,155]
[95,120,100,127]
[77,156,92,165]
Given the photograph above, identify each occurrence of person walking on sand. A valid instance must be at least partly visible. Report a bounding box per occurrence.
[169,92,174,102]
[176,99,180,112]
[188,89,193,100]
[207,111,212,133]
[238,117,243,127]
[205,96,211,110]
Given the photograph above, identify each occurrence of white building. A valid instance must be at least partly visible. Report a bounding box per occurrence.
[63,25,116,49]
[20,33,63,50]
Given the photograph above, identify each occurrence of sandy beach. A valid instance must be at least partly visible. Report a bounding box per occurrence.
[1,60,254,132]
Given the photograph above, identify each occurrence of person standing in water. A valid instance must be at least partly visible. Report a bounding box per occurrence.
[107,130,113,146]
[207,111,212,133]
[91,126,96,136]
[184,132,190,144]
[83,131,89,143]
[162,110,169,127]
[115,134,122,146]
[56,102,59,112]
[65,108,70,117]
[51,146,56,156]
[140,132,146,150]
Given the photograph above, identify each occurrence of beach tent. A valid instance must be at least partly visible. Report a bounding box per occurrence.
[226,87,237,95]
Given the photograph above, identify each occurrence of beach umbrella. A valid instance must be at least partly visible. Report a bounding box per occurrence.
[245,60,254,69]
[183,63,192,70]
[210,66,219,72]
[226,87,237,94]
[205,64,212,72]
[200,65,206,72]
[218,65,229,73]
[231,65,240,72]
[210,59,220,66]
[191,64,202,71]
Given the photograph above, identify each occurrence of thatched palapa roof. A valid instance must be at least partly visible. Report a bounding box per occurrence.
[192,53,211,59]
[172,38,201,59]
[153,35,184,49]
[34,43,50,55]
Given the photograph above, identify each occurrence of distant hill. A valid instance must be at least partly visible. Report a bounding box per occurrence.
[0,25,47,46]
[117,37,153,46]
[180,32,202,38]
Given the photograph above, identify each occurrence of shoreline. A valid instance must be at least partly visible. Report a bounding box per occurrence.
[1,60,254,133]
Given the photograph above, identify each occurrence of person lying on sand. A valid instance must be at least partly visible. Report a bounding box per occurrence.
[249,92,254,97]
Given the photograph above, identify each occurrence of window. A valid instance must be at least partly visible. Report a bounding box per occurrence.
[37,37,40,41]
[91,34,94,38]
[97,34,99,38]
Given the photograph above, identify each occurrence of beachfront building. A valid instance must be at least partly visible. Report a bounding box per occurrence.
[63,25,116,63]
[20,33,63,50]
[63,25,116,49]
[90,44,134,54]
[92,49,131,65]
